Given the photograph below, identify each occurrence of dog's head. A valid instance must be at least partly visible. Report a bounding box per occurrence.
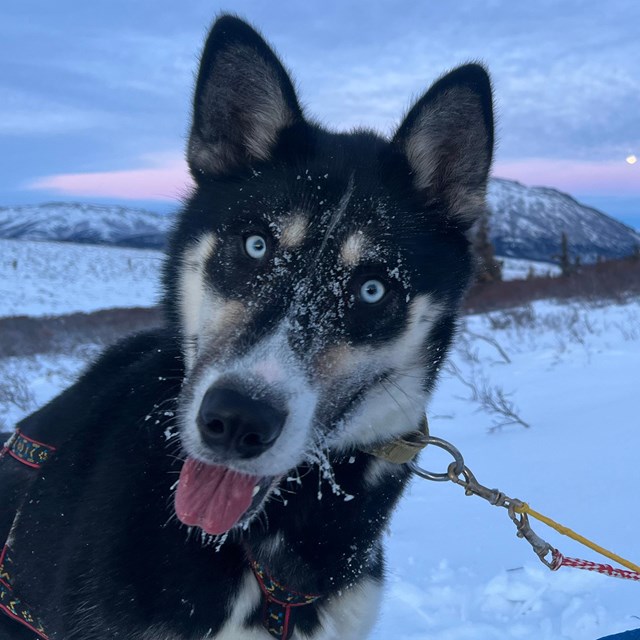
[165,16,493,536]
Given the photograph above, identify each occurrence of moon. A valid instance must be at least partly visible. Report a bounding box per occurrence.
[626,155,637,165]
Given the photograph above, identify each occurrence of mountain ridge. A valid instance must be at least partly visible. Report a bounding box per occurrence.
[1,180,638,262]
[487,178,639,262]
[0,201,172,249]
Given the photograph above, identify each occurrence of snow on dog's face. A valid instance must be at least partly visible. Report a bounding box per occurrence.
[164,16,493,536]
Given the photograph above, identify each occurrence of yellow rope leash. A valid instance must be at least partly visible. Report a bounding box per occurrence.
[409,427,640,580]
[514,502,640,574]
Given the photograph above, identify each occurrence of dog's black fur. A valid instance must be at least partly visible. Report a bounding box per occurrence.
[0,15,493,639]
[0,332,404,639]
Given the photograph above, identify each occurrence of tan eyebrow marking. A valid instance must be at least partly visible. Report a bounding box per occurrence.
[279,213,308,248]
[340,231,367,266]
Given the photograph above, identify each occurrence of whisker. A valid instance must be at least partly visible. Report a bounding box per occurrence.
[380,379,414,426]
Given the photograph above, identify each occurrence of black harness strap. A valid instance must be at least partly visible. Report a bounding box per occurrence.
[0,545,49,639]
[250,557,321,640]
[1,429,56,469]
[0,429,56,638]
[1,429,323,639]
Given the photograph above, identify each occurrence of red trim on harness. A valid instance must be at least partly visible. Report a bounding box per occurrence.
[5,449,42,469]
[0,546,50,639]
[0,602,50,640]
[12,430,57,451]
[1,429,56,469]
[248,555,321,640]
[1,430,56,639]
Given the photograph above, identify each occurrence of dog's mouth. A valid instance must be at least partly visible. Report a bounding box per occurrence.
[175,457,278,535]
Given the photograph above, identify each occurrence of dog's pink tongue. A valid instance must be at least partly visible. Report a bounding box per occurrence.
[175,458,257,535]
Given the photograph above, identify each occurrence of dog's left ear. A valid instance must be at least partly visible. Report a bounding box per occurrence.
[393,64,494,228]
[187,15,304,179]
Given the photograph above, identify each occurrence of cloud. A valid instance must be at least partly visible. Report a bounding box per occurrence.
[28,153,192,201]
[291,4,640,159]
[27,151,639,203]
[4,0,640,195]
[0,88,119,136]
[494,158,640,196]
[48,31,197,97]
[12,0,640,204]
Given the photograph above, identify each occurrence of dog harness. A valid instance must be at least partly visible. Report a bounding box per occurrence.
[249,557,321,640]
[0,429,322,640]
[1,429,56,470]
[0,430,54,639]
[0,421,428,639]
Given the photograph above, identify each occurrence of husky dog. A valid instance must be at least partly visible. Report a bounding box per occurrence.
[0,15,493,640]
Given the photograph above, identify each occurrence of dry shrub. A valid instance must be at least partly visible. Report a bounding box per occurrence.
[465,254,640,313]
[1,255,638,359]
[0,307,163,357]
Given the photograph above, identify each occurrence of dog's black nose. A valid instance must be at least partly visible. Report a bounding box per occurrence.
[197,387,286,459]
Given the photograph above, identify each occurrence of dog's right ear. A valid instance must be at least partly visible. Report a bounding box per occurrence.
[393,64,494,229]
[187,15,304,179]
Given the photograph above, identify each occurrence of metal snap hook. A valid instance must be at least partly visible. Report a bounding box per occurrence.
[408,436,465,482]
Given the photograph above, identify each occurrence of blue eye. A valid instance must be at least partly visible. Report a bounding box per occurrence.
[360,279,386,304]
[245,235,267,259]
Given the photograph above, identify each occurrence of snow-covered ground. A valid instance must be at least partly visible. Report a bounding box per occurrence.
[500,257,561,280]
[0,238,636,638]
[0,348,99,430]
[0,235,561,321]
[1,299,638,639]
[0,237,162,317]
[381,300,640,639]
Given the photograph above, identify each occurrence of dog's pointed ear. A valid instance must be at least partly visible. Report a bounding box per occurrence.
[187,15,304,179]
[393,64,494,228]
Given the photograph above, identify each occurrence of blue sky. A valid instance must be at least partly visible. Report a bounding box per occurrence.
[1,0,638,227]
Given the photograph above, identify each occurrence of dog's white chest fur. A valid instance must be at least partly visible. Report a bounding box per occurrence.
[220,572,382,640]
[144,572,382,640]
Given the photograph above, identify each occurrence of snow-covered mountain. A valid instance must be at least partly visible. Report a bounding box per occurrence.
[0,202,172,249]
[2,181,638,262]
[488,178,640,263]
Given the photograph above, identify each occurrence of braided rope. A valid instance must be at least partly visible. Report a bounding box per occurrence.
[552,549,640,582]
[415,429,640,585]
[514,503,640,575]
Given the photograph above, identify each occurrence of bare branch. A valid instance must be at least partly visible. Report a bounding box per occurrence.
[464,330,512,364]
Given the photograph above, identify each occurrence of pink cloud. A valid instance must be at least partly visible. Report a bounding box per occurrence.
[28,153,193,201]
[28,154,639,201]
[493,158,640,196]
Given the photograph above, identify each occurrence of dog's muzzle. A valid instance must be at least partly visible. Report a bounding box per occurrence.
[197,386,287,459]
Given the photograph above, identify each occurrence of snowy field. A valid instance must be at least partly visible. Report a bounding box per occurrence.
[0,237,162,317]
[382,300,640,639]
[500,257,561,280]
[0,237,561,320]
[1,298,638,639]
[0,239,637,638]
